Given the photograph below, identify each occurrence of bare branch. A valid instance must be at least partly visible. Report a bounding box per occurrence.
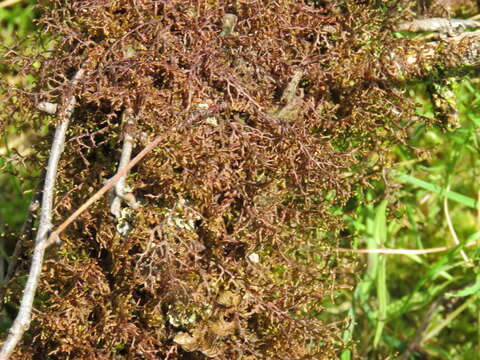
[0,68,85,360]
[0,0,23,10]
[381,29,480,81]
[397,18,480,34]
[110,108,139,222]
[46,103,226,247]
[36,102,58,115]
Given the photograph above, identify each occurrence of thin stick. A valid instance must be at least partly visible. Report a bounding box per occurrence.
[401,295,444,360]
[444,185,469,262]
[46,131,163,246]
[0,0,22,9]
[0,189,41,313]
[334,240,477,255]
[0,68,84,360]
[46,103,227,246]
[110,108,138,220]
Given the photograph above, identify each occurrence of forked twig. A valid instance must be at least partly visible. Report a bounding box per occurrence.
[46,104,227,247]
[46,127,164,246]
[110,108,139,223]
[0,68,85,360]
[0,103,224,359]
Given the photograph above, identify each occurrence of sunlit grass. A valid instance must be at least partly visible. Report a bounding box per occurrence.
[343,77,480,359]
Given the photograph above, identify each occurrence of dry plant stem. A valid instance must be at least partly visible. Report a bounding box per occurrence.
[5,199,40,280]
[0,193,41,313]
[0,0,22,10]
[46,104,225,246]
[335,240,477,255]
[0,68,84,360]
[110,109,138,219]
[47,131,162,246]
[444,185,469,262]
[401,296,444,360]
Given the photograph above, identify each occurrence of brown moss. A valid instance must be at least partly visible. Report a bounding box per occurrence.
[0,1,444,359]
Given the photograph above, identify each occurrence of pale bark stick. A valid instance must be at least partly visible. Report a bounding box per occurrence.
[46,102,226,246]
[0,68,85,360]
[110,108,139,220]
[46,126,165,247]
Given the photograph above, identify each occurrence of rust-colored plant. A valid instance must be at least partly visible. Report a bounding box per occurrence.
[2,0,472,359]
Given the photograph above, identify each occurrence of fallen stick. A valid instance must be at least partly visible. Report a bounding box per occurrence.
[0,102,225,359]
[0,68,85,360]
[46,102,226,247]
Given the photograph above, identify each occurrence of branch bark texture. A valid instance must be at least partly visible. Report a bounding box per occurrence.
[383,28,480,81]
[110,108,138,221]
[0,68,85,360]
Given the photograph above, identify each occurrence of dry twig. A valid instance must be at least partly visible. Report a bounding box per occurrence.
[110,108,139,226]
[444,185,469,262]
[0,191,41,312]
[0,68,85,360]
[0,0,23,10]
[46,103,226,247]
[397,18,480,35]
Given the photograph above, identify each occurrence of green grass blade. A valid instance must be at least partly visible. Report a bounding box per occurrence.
[395,244,468,317]
[394,171,477,208]
[355,206,380,319]
[373,200,388,348]
[340,307,355,360]
[446,274,480,297]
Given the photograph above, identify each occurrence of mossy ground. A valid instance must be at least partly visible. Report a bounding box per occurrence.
[0,1,479,359]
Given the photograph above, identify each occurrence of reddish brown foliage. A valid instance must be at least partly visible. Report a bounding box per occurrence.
[0,1,433,359]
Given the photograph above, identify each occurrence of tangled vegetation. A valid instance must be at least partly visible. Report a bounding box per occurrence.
[2,0,474,358]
